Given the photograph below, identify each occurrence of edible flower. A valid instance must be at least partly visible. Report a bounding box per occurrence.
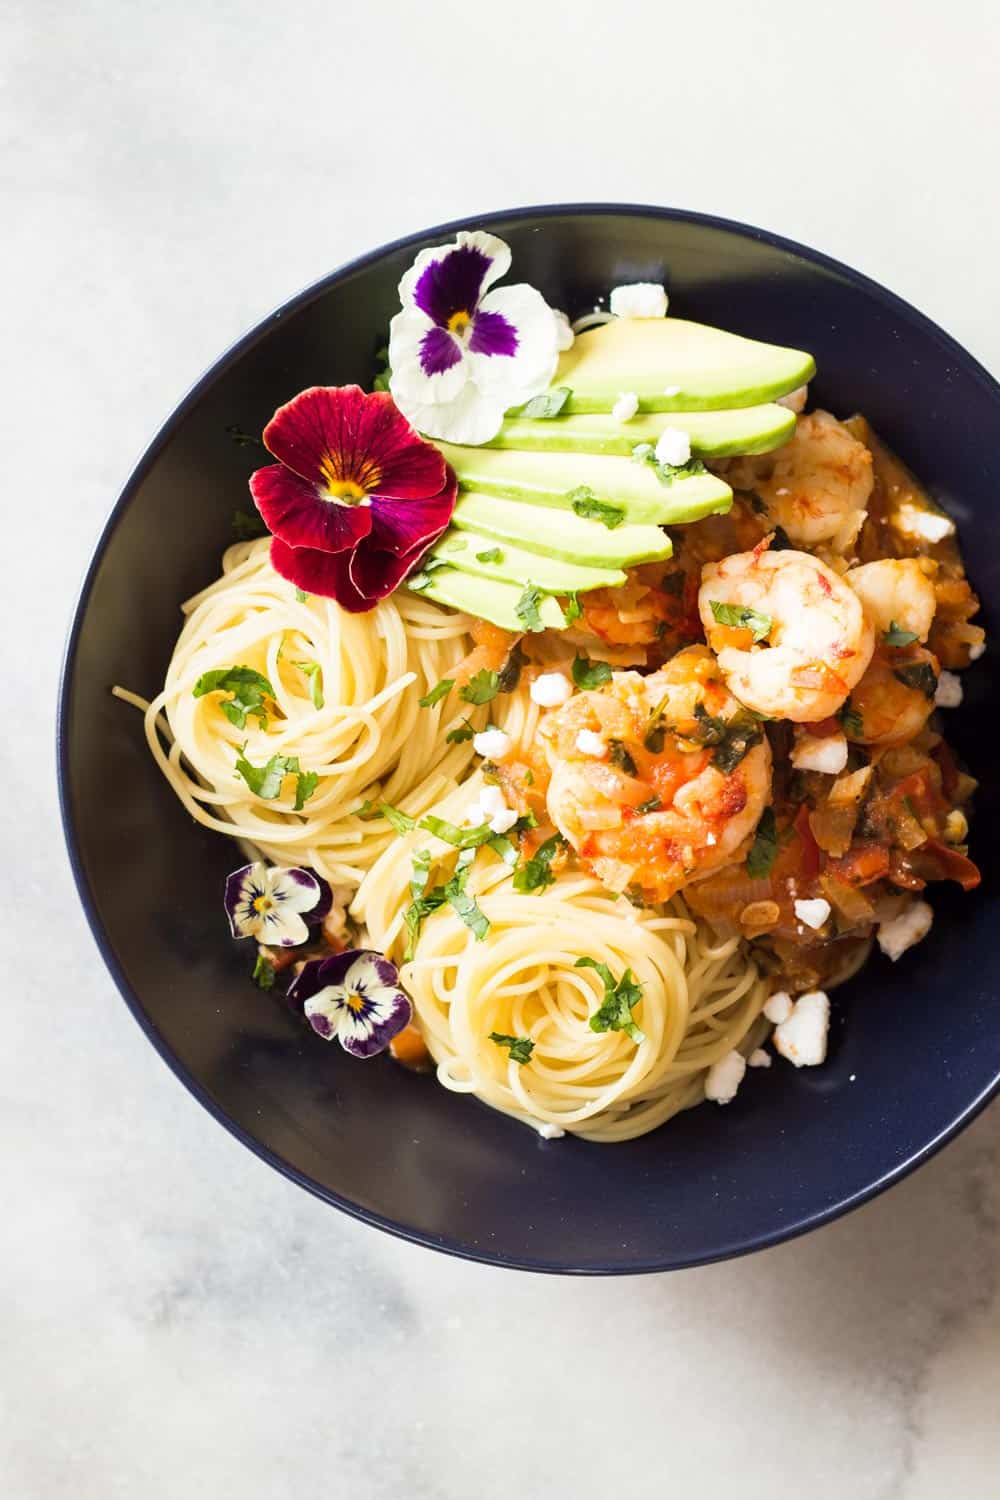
[388,230,560,445]
[288,949,412,1058]
[249,385,456,610]
[224,861,332,947]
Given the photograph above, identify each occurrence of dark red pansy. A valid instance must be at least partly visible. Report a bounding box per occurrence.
[248,385,456,612]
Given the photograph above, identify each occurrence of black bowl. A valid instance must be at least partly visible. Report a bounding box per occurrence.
[58,205,1000,1273]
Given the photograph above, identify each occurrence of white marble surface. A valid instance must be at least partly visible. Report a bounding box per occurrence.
[6,2,1000,1494]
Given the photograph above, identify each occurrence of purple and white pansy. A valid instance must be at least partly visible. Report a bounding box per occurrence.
[287,950,412,1058]
[388,230,560,445]
[224,861,332,948]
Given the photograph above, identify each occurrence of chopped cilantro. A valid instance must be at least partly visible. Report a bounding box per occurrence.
[460,669,500,705]
[893,661,939,698]
[575,957,645,1043]
[745,807,779,880]
[352,798,413,831]
[653,456,708,486]
[476,547,503,564]
[521,386,571,419]
[572,654,613,690]
[570,489,626,529]
[884,620,920,647]
[564,591,583,624]
[418,814,495,850]
[839,700,864,737]
[295,660,324,710]
[523,768,535,786]
[691,701,728,746]
[403,850,448,959]
[194,666,274,731]
[487,834,520,867]
[489,1032,534,1065]
[497,641,526,694]
[444,863,490,940]
[441,537,467,553]
[516,583,546,633]
[446,718,476,744]
[608,740,638,775]
[252,953,275,991]
[231,508,268,540]
[419,678,454,708]
[294,588,309,603]
[512,833,564,894]
[234,749,318,810]
[225,425,264,448]
[635,795,661,814]
[712,714,764,775]
[708,599,773,643]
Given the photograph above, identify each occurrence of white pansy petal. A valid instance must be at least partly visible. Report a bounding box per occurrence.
[397,379,510,446]
[268,867,322,915]
[388,308,470,406]
[468,283,560,396]
[260,907,311,948]
[398,230,512,308]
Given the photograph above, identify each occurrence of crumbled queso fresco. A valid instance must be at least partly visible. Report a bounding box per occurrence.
[704,1049,747,1104]
[472,727,511,760]
[654,426,692,468]
[608,282,669,319]
[612,390,640,423]
[530,672,573,708]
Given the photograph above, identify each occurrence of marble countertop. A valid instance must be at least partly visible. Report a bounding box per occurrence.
[7,3,1000,1494]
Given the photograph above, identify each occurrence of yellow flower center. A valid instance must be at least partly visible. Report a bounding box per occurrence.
[322,477,367,505]
[253,895,274,914]
[447,309,471,337]
[346,992,366,1013]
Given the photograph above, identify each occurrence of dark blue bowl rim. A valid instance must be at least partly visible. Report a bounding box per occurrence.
[57,201,1000,1275]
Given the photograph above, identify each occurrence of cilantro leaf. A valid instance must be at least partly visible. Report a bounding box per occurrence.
[419,678,454,708]
[446,718,475,744]
[635,795,661,814]
[570,489,626,530]
[194,666,275,730]
[403,850,448,959]
[608,739,638,776]
[235,749,316,810]
[231,508,268,540]
[489,1032,534,1065]
[294,588,309,603]
[884,620,920,647]
[652,457,708,486]
[497,641,526,694]
[572,653,612,690]
[893,661,939,698]
[460,670,500,705]
[575,957,645,1043]
[838,700,863,737]
[295,660,324,710]
[521,386,571,419]
[745,806,779,880]
[708,599,773,643]
[711,713,764,775]
[564,591,583,624]
[353,799,415,832]
[476,547,503,564]
[252,953,275,991]
[418,814,495,850]
[516,583,546,634]
[512,833,564,893]
[444,864,490,940]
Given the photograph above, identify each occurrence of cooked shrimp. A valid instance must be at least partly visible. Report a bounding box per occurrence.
[699,545,875,722]
[724,411,873,551]
[844,645,939,746]
[847,558,937,642]
[539,646,772,903]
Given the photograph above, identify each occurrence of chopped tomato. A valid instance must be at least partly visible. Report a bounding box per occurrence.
[825,844,891,887]
[906,839,981,891]
[793,803,822,880]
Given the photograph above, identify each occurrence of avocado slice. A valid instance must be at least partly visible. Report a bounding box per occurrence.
[415,567,568,632]
[435,443,731,526]
[451,492,672,568]
[430,530,626,592]
[539,318,815,412]
[488,403,796,458]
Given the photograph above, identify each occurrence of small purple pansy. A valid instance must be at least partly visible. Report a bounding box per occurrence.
[287,949,412,1058]
[388,230,560,445]
[224,861,332,948]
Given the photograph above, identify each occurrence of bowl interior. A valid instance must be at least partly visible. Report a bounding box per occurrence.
[60,207,1000,1272]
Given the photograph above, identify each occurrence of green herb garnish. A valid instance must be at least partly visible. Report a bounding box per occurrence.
[708,600,773,643]
[572,654,613,690]
[512,833,565,894]
[608,740,638,775]
[294,588,309,603]
[194,666,274,730]
[839,700,864,737]
[419,678,454,708]
[516,583,546,633]
[893,661,939,698]
[352,798,413,831]
[446,718,476,744]
[418,814,495,850]
[745,806,779,880]
[521,386,571,419]
[489,1033,534,1065]
[884,621,920,648]
[252,953,276,990]
[570,488,626,529]
[234,750,317,810]
[575,958,645,1043]
[564,591,583,624]
[712,713,764,775]
[225,425,264,448]
[295,660,324,710]
[403,850,448,959]
[476,547,503,564]
[635,795,661,814]
[459,669,500,705]
[444,863,490,940]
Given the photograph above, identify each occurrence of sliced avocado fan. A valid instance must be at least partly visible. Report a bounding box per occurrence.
[415,568,568,633]
[488,402,796,458]
[429,530,626,592]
